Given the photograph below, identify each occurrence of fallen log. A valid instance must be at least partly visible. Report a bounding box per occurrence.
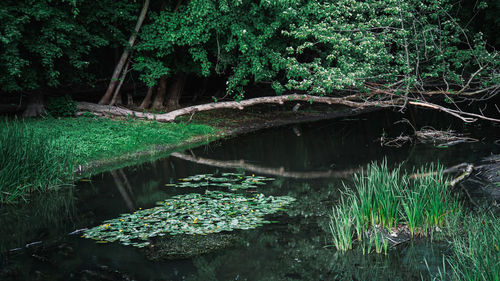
[78,94,394,122]
[78,93,500,123]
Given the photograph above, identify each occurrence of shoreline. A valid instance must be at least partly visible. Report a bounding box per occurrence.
[76,105,380,177]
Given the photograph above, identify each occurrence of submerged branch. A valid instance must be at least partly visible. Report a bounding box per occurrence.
[449,164,474,187]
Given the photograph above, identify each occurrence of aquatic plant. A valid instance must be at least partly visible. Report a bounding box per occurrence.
[165,173,274,190]
[83,190,295,248]
[436,214,500,281]
[0,119,75,203]
[329,161,457,253]
[351,162,403,229]
[329,203,353,253]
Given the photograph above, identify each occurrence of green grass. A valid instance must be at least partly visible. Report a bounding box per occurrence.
[434,214,500,281]
[330,161,499,279]
[25,116,215,164]
[0,116,215,203]
[329,161,459,253]
[0,119,75,203]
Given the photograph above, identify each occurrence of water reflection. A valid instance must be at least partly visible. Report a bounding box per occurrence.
[171,151,360,179]
[0,187,76,255]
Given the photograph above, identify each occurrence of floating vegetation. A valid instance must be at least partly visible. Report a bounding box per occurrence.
[83,190,294,248]
[165,172,274,190]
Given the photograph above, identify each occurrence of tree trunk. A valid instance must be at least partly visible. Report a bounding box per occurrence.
[192,77,208,103]
[139,87,154,109]
[165,72,186,111]
[22,92,45,117]
[78,92,500,124]
[152,75,168,110]
[110,89,122,106]
[127,92,134,106]
[110,59,131,106]
[99,0,150,105]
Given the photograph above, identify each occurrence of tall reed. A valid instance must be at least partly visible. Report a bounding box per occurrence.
[330,201,353,253]
[441,215,500,281]
[329,161,457,253]
[0,119,74,203]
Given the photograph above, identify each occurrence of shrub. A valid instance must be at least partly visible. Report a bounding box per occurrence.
[45,95,77,117]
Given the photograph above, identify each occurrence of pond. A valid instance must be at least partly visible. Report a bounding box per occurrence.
[1,110,499,280]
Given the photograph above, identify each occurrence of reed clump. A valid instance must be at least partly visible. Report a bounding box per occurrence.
[329,161,459,254]
[0,119,75,203]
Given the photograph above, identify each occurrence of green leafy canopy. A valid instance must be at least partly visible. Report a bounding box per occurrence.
[135,0,498,99]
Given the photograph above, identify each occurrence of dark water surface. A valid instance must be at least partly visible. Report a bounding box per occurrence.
[1,110,499,280]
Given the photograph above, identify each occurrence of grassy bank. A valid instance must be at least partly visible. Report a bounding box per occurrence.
[0,120,75,202]
[0,116,215,203]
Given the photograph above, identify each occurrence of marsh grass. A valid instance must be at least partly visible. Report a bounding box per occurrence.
[0,119,75,203]
[436,214,500,281]
[330,202,353,252]
[329,161,458,253]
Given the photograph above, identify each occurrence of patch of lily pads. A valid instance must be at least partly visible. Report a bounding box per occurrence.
[82,190,295,248]
[165,172,274,190]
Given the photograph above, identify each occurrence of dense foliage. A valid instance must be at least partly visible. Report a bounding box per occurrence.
[0,0,138,92]
[1,0,497,104]
[135,0,499,100]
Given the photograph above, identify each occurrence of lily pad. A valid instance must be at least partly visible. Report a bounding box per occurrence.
[168,173,274,190]
[82,190,295,248]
